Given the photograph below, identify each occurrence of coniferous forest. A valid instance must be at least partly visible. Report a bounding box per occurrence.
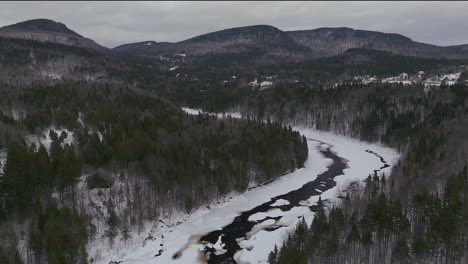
[269,170,465,264]
[0,83,307,264]
[253,82,468,263]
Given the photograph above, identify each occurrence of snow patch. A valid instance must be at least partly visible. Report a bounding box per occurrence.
[0,148,7,174]
[248,209,284,222]
[25,126,74,151]
[271,199,289,207]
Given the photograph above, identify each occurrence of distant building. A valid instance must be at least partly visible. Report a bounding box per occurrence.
[402,81,414,86]
[260,81,273,90]
[421,75,439,88]
[249,78,259,87]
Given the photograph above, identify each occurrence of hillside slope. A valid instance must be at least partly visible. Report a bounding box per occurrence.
[287,27,468,59]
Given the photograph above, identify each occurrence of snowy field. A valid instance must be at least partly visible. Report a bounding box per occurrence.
[94,108,400,264]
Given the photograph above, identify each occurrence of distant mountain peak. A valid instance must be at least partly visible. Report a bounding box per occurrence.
[185,24,284,43]
[2,18,82,37]
[0,18,108,51]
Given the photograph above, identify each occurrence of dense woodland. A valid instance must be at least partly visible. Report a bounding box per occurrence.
[151,49,467,112]
[0,37,112,85]
[250,81,468,262]
[269,170,465,264]
[255,49,465,82]
[0,82,307,264]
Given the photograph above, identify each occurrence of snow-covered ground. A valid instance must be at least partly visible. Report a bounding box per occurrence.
[1,125,75,177]
[95,108,399,264]
[25,126,74,151]
[1,108,26,121]
[0,148,7,174]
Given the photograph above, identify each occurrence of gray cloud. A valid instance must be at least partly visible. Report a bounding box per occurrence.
[1,1,467,48]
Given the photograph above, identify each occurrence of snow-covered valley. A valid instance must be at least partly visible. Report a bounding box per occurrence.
[89,109,399,264]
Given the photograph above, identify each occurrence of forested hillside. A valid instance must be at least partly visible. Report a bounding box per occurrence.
[250,81,468,263]
[0,34,174,87]
[238,80,468,188]
[153,49,467,113]
[0,36,116,84]
[254,49,465,84]
[0,82,308,264]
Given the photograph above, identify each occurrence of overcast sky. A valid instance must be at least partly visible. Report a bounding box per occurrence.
[1,1,467,48]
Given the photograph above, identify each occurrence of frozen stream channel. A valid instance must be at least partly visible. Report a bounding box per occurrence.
[113,108,399,264]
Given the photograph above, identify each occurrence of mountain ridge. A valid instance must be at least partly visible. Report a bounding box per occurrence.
[2,19,467,63]
[113,24,468,62]
[0,18,107,51]
[2,19,467,60]
[0,18,466,82]
[116,24,312,66]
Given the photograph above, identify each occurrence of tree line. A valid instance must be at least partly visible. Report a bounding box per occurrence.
[269,168,465,264]
[0,82,308,264]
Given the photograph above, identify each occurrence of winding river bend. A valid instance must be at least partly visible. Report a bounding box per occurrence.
[192,139,389,264]
[198,143,345,263]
